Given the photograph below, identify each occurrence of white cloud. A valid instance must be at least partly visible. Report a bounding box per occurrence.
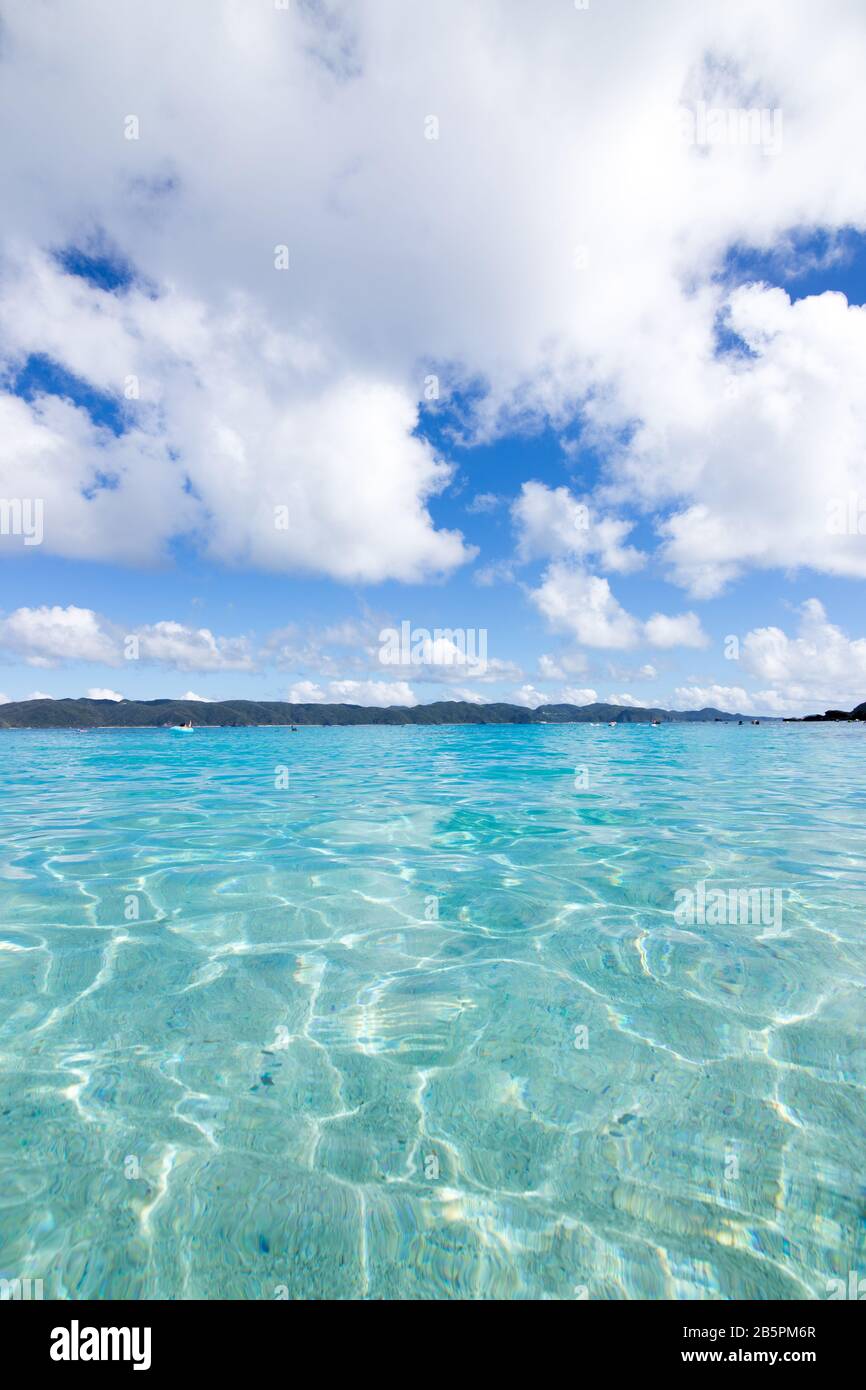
[530,565,641,649]
[450,687,486,704]
[538,652,589,681]
[0,605,253,672]
[1,1,865,596]
[86,687,123,700]
[673,684,755,714]
[0,259,474,582]
[181,690,213,702]
[664,601,866,716]
[466,492,502,515]
[560,687,599,705]
[328,679,417,706]
[135,622,253,672]
[611,287,866,596]
[0,394,192,567]
[739,599,866,710]
[538,655,565,681]
[512,483,644,574]
[288,680,325,703]
[512,685,548,708]
[508,682,601,707]
[606,693,646,708]
[289,678,417,706]
[644,611,708,649]
[0,605,118,667]
[473,560,516,588]
[598,658,664,686]
[530,565,714,652]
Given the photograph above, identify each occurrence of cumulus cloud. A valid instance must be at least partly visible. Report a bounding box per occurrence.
[135,622,253,672]
[538,652,589,681]
[1,0,865,599]
[512,482,644,573]
[644,611,708,649]
[530,566,641,649]
[287,680,325,704]
[0,256,472,582]
[538,655,565,681]
[529,565,708,651]
[181,691,213,702]
[739,599,866,710]
[86,687,123,700]
[451,687,486,705]
[673,684,756,714]
[0,390,189,564]
[664,601,866,715]
[512,685,548,709]
[0,605,118,667]
[0,605,253,672]
[609,286,866,596]
[560,686,599,705]
[288,678,417,706]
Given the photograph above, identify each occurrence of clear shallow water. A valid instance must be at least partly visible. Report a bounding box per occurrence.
[1,722,864,1301]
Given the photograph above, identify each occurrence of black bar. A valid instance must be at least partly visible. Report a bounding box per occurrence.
[6,1296,860,1375]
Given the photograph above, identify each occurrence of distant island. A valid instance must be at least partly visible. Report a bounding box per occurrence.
[0,697,774,729]
[796,701,866,722]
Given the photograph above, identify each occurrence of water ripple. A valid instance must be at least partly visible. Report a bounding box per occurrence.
[0,723,864,1299]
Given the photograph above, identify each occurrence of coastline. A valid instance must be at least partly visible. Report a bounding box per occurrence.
[0,696,783,730]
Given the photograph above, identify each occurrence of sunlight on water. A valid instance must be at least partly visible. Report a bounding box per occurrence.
[0,723,864,1300]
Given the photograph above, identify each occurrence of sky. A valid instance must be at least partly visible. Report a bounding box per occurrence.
[1,0,866,717]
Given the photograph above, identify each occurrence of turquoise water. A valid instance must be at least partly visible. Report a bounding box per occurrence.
[1,722,864,1300]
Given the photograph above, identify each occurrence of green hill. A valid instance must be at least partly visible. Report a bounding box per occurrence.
[0,697,761,729]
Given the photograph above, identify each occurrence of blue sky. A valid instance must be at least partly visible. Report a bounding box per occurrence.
[1,1,865,715]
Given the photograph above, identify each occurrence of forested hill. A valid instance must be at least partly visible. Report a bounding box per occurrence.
[0,698,761,728]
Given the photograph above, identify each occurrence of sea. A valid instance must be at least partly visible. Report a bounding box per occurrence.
[1,722,863,1299]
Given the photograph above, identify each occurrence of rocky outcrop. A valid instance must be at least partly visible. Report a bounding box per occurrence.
[800,702,866,722]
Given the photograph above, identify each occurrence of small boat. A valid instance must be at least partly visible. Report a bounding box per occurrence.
[608,721,617,727]
[651,719,661,726]
[170,725,194,733]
